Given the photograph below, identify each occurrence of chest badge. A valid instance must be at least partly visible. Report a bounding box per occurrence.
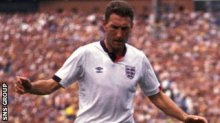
[125,65,136,79]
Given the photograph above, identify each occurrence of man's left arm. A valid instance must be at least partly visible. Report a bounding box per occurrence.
[149,90,208,123]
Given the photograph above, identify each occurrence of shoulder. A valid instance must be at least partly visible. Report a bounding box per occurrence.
[126,43,146,58]
[126,43,152,65]
[80,41,100,50]
[64,41,101,63]
[73,41,100,54]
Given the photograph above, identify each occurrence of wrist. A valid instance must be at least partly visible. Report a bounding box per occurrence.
[24,83,32,93]
[182,113,189,122]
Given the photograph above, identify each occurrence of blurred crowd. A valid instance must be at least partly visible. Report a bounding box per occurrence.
[0,10,220,123]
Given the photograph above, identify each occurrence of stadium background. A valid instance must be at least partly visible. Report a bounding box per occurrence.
[0,0,220,123]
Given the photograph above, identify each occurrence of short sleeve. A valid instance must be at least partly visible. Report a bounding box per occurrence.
[54,47,85,88]
[138,53,160,96]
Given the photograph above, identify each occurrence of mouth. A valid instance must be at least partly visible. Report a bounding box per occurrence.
[113,40,124,46]
[114,39,124,43]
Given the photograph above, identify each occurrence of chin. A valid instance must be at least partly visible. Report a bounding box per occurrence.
[112,45,124,51]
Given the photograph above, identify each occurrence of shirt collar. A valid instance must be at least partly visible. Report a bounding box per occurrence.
[100,40,127,62]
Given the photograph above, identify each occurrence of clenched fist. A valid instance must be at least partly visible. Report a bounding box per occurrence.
[15,76,32,94]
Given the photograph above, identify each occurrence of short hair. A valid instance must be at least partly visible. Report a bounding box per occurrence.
[104,0,134,22]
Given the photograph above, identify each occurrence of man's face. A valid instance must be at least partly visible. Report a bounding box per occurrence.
[103,13,132,52]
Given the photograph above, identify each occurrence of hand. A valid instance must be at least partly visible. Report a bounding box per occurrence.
[184,115,208,123]
[15,76,32,94]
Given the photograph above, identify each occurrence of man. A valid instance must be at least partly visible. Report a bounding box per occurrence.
[15,0,207,123]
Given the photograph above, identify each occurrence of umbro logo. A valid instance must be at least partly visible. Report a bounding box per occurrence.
[95,67,103,73]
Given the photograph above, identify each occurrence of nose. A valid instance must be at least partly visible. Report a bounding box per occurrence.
[115,29,123,38]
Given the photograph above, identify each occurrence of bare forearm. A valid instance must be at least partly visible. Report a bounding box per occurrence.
[149,91,187,121]
[28,79,61,95]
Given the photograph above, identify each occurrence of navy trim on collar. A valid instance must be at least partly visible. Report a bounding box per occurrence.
[100,40,126,62]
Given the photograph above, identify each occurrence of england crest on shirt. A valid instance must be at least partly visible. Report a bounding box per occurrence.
[125,65,136,79]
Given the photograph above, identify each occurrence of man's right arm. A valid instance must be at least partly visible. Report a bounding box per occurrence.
[16,76,62,95]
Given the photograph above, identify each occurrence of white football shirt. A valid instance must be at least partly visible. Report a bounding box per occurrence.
[53,41,160,123]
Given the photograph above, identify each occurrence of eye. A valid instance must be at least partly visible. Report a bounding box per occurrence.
[121,26,129,31]
[111,25,119,30]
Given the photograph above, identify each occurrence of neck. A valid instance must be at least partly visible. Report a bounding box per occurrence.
[104,40,124,56]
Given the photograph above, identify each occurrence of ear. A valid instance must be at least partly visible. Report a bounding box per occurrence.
[102,19,107,31]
